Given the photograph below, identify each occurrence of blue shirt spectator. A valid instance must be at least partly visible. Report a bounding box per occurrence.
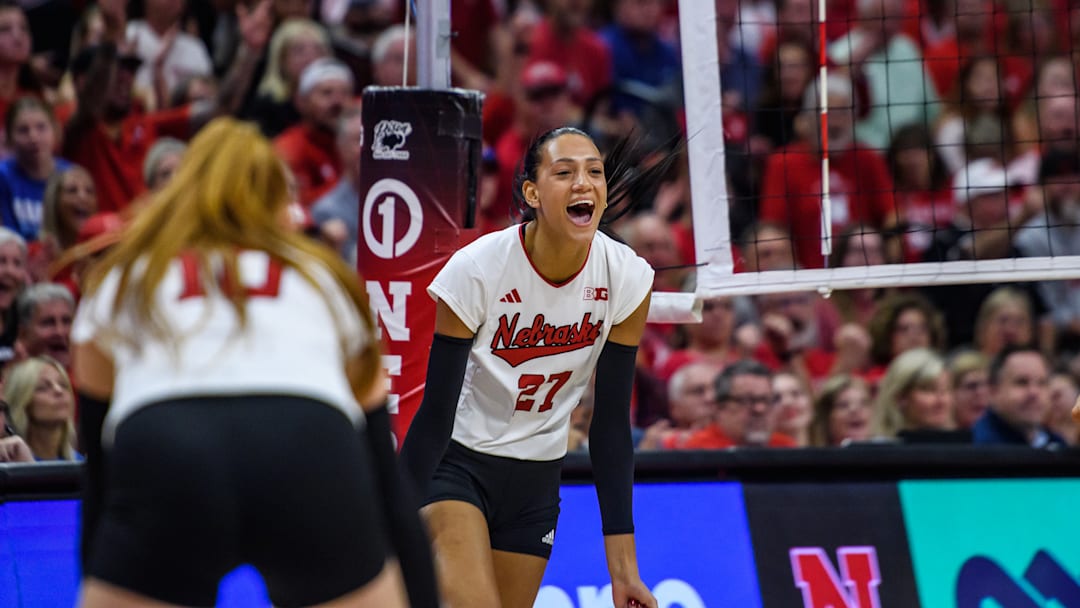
[0,156,70,241]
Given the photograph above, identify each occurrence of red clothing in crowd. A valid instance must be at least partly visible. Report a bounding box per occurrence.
[527,19,612,107]
[759,140,896,270]
[753,341,836,384]
[481,89,516,148]
[681,424,798,449]
[450,0,499,75]
[895,189,955,262]
[63,106,192,213]
[274,124,341,208]
[489,125,529,233]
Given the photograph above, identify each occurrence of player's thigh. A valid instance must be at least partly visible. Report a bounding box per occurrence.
[78,578,182,608]
[422,500,500,608]
[492,549,550,608]
[312,562,407,608]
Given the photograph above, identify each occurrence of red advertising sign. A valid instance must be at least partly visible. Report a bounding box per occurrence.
[357,88,483,442]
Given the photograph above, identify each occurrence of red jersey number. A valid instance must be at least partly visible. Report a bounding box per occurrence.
[177,254,283,300]
[515,371,572,413]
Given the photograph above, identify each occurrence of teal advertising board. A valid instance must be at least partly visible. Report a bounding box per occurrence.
[900,479,1080,608]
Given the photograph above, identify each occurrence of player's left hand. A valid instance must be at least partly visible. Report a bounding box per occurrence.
[612,577,657,608]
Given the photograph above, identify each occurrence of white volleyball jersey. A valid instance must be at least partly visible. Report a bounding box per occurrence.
[71,250,369,446]
[428,224,653,461]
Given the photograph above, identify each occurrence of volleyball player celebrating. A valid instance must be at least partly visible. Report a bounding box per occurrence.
[71,118,436,608]
[401,127,666,608]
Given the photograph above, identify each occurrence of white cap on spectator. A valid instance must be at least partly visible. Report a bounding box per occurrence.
[953,158,1008,205]
[298,58,354,97]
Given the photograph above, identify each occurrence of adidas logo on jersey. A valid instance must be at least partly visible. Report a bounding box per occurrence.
[541,529,555,545]
[499,289,522,303]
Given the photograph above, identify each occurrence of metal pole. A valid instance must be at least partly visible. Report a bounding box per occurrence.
[416,0,452,89]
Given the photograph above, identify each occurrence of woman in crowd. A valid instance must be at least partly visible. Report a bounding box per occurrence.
[948,349,992,430]
[809,373,874,447]
[934,55,1015,174]
[0,227,27,363]
[867,291,947,377]
[1046,370,1079,445]
[142,137,187,192]
[973,286,1035,358]
[29,164,96,282]
[773,370,813,446]
[4,355,78,461]
[872,347,957,440]
[887,124,954,262]
[244,18,331,137]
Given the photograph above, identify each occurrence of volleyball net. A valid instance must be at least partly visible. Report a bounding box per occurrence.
[679,0,1080,299]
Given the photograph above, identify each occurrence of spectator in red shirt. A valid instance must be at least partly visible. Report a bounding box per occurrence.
[62,0,271,213]
[0,1,39,152]
[620,211,687,292]
[921,0,994,98]
[489,60,576,233]
[638,360,722,450]
[682,359,797,449]
[448,0,501,91]
[658,296,741,381]
[759,73,897,270]
[752,289,837,387]
[887,124,954,262]
[527,0,612,108]
[273,57,352,208]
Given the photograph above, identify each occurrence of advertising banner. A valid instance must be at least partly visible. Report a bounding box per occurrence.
[0,500,79,608]
[743,482,921,608]
[900,478,1080,608]
[0,482,760,608]
[357,87,483,441]
[538,482,760,608]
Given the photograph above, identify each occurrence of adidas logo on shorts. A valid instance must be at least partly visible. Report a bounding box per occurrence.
[541,529,555,546]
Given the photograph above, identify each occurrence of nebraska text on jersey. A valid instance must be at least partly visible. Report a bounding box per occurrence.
[491,312,604,366]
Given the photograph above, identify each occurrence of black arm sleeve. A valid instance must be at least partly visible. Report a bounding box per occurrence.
[76,391,109,570]
[398,333,473,496]
[363,404,440,608]
[588,341,638,536]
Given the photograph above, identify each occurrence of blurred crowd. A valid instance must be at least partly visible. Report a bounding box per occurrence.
[0,0,1077,461]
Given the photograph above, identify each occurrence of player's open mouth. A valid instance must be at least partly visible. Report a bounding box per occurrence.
[567,200,595,226]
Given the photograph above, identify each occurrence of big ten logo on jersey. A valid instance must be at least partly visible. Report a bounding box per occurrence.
[365,280,410,414]
[957,549,1080,607]
[362,178,424,260]
[176,254,283,300]
[583,287,608,301]
[790,547,882,608]
[534,579,706,608]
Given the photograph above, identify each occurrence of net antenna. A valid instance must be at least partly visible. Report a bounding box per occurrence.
[817,0,831,263]
[678,0,1080,300]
